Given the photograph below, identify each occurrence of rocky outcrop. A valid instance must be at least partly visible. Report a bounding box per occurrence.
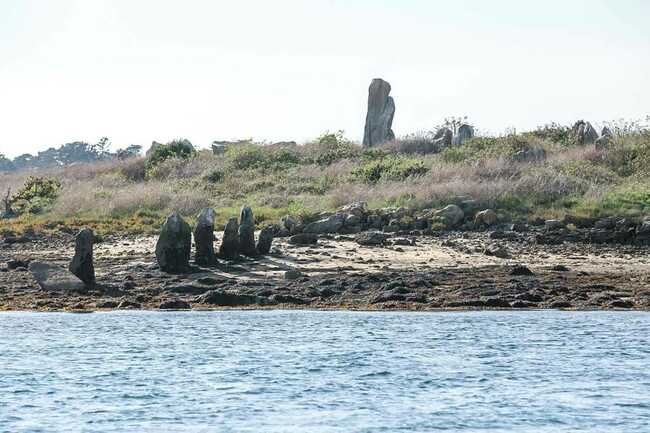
[155,213,192,273]
[256,225,275,255]
[355,231,388,246]
[29,261,86,291]
[431,205,465,227]
[452,124,474,146]
[219,217,240,259]
[304,213,347,234]
[238,205,257,256]
[362,79,395,147]
[512,147,546,162]
[194,208,216,266]
[68,228,95,289]
[595,127,613,149]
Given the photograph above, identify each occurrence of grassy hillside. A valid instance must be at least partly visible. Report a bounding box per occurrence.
[1,123,649,236]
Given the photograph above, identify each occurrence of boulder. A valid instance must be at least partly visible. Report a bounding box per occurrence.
[572,120,599,145]
[256,225,275,255]
[483,244,510,259]
[194,208,216,266]
[595,127,613,149]
[29,261,86,291]
[512,147,546,162]
[238,205,257,256]
[474,209,498,228]
[156,213,192,273]
[362,78,395,147]
[583,122,599,144]
[432,205,465,227]
[433,127,453,149]
[452,124,474,146]
[545,219,565,231]
[289,233,318,245]
[68,228,95,289]
[355,231,389,246]
[340,201,368,218]
[304,213,346,234]
[218,217,240,259]
[145,141,163,157]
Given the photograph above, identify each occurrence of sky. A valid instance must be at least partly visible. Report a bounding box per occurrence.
[0,0,649,157]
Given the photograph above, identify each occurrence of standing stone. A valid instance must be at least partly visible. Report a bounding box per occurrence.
[583,122,599,145]
[433,127,453,149]
[256,225,275,255]
[219,217,240,259]
[238,205,257,256]
[69,228,95,289]
[572,120,599,145]
[194,208,216,266]
[452,124,474,146]
[155,212,192,273]
[595,127,613,149]
[362,79,395,147]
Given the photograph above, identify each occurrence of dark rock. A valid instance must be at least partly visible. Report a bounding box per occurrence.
[484,298,511,308]
[29,261,85,291]
[608,299,634,309]
[433,127,453,149]
[7,259,29,270]
[69,228,95,289]
[194,208,216,266]
[548,300,573,309]
[304,213,346,234]
[268,294,309,305]
[256,225,275,255]
[219,217,240,259]
[95,300,119,309]
[484,244,510,259]
[515,292,544,303]
[159,299,191,310]
[195,290,261,306]
[512,147,546,162]
[155,212,192,273]
[289,233,318,245]
[284,270,305,280]
[363,78,395,147]
[551,265,570,272]
[355,231,389,246]
[238,205,257,256]
[117,299,142,309]
[510,265,534,276]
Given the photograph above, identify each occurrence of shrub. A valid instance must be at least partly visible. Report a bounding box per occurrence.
[557,160,620,184]
[440,135,534,163]
[528,123,572,145]
[352,155,429,183]
[145,139,195,172]
[11,176,61,214]
[226,143,301,170]
[306,131,359,165]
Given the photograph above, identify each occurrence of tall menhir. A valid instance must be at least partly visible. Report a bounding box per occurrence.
[362,78,395,147]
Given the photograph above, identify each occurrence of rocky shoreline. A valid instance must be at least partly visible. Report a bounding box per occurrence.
[1,203,649,312]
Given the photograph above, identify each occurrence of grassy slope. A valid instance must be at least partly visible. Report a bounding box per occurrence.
[1,128,649,236]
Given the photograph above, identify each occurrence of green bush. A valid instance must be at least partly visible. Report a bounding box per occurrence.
[11,176,61,214]
[226,143,301,170]
[440,136,533,163]
[527,123,572,145]
[308,131,359,165]
[352,155,429,183]
[145,139,195,172]
[557,160,620,184]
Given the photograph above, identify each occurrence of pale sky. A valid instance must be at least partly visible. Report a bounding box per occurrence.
[1,0,648,157]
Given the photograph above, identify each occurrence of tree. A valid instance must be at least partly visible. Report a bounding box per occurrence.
[116,145,143,159]
[0,153,15,172]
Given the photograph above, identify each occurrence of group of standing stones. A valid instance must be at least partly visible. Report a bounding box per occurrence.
[155,205,275,273]
[572,120,613,148]
[362,78,474,149]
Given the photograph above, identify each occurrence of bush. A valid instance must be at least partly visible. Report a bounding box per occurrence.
[557,160,620,184]
[440,135,534,163]
[226,143,301,170]
[11,176,61,214]
[306,131,359,165]
[145,139,195,172]
[351,155,429,183]
[528,123,572,145]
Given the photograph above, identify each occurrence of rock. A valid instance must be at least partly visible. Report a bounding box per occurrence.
[7,259,29,270]
[355,231,389,246]
[195,290,260,306]
[304,213,346,234]
[29,261,86,291]
[280,215,297,234]
[452,124,474,146]
[340,201,368,218]
[545,219,565,231]
[483,244,510,259]
[510,222,529,232]
[432,205,465,227]
[594,217,616,230]
[155,213,192,273]
[68,228,95,289]
[117,299,142,309]
[145,140,163,157]
[512,147,546,162]
[551,264,570,272]
[218,217,240,259]
[548,300,573,309]
[238,205,257,256]
[595,127,612,149]
[268,294,309,305]
[362,78,395,147]
[433,127,453,149]
[211,142,227,155]
[194,208,216,266]
[284,269,305,280]
[510,265,534,276]
[289,233,318,245]
[474,209,498,228]
[159,299,191,310]
[608,299,634,309]
[256,225,275,255]
[572,120,599,145]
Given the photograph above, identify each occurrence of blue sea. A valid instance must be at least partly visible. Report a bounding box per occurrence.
[1,311,649,432]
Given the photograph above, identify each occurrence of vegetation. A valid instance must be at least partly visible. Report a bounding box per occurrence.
[0,120,648,236]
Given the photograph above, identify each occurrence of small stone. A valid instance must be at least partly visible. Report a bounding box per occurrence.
[256,225,275,255]
[219,217,240,259]
[510,265,534,276]
[159,299,191,310]
[284,270,305,280]
[355,231,388,246]
[289,233,318,245]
